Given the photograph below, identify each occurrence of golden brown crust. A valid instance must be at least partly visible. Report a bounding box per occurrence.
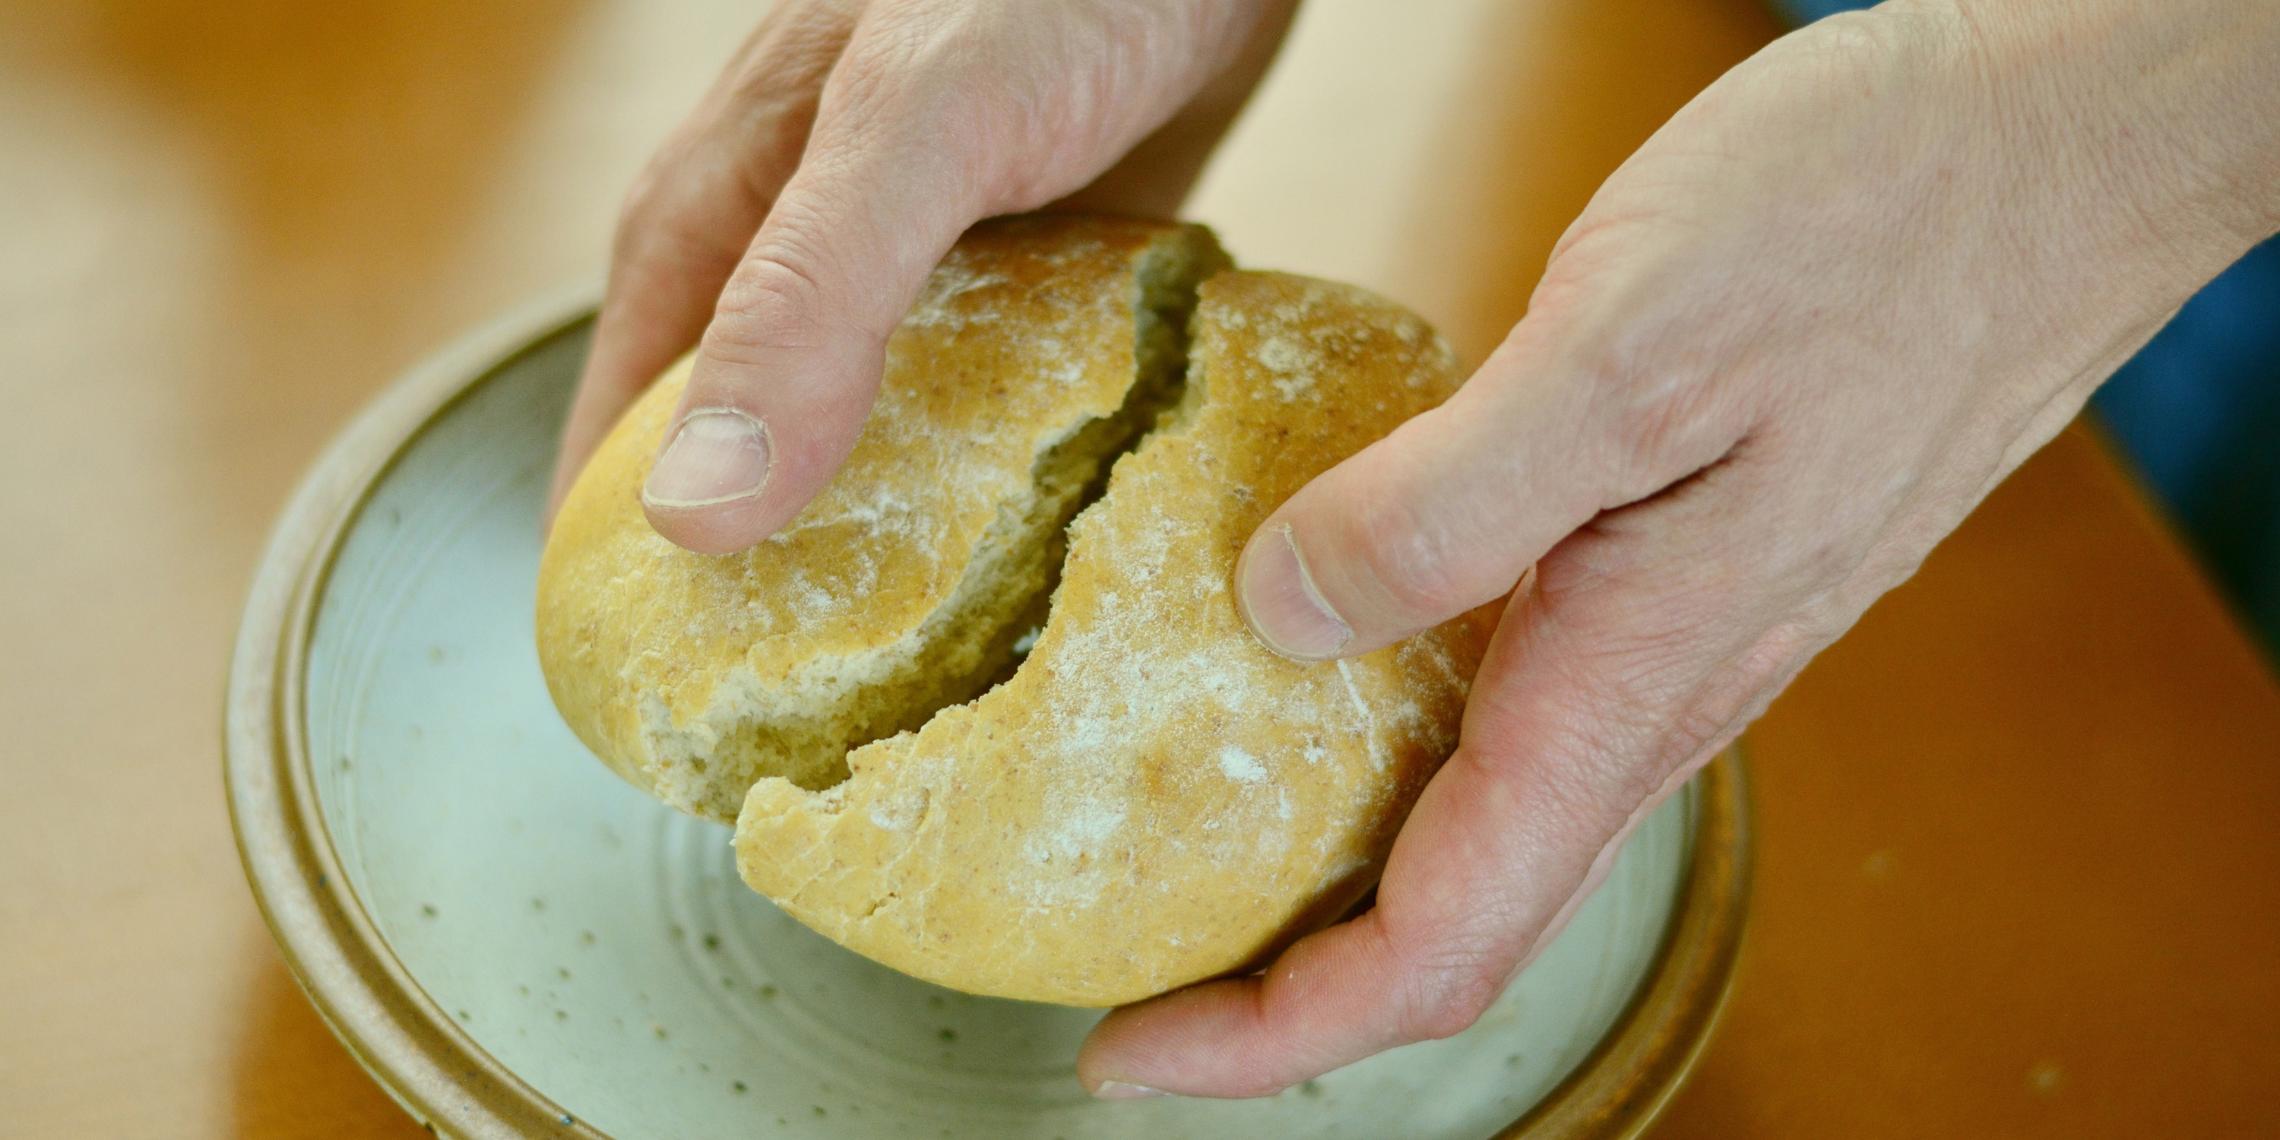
[537,216,1219,820]
[734,270,1496,1005]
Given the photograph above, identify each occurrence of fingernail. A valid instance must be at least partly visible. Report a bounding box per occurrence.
[1093,1081,1168,1100]
[1237,523,1352,661]
[643,408,771,508]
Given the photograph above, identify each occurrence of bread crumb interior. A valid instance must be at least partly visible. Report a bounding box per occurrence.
[651,231,1227,815]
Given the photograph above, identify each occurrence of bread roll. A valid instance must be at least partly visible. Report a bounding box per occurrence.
[539,216,1228,819]
[539,216,1494,1005]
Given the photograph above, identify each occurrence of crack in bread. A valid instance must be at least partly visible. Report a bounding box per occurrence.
[539,217,1227,821]
[733,271,1496,1006]
[538,219,1496,1005]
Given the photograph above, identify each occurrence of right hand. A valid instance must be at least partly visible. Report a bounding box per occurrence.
[546,0,1297,553]
[1078,0,2280,1100]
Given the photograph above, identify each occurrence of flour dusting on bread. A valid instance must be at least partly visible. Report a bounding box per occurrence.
[537,220,1492,1006]
[538,218,1227,820]
[733,269,1494,1005]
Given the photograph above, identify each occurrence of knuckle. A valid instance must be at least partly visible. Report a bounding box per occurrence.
[1849,534,1937,604]
[818,15,1017,205]
[1660,615,1828,765]
[832,3,968,116]
[1661,696,1743,769]
[1395,959,1504,1042]
[731,1,854,98]
[1576,347,1737,507]
[1536,713,1671,824]
[707,250,838,359]
[1520,592,1742,804]
[1371,911,1511,1044]
[828,2,1166,213]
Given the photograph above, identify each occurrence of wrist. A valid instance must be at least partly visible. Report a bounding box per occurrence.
[1951,0,2280,257]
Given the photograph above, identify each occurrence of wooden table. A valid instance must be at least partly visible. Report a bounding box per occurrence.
[4,1,2274,1135]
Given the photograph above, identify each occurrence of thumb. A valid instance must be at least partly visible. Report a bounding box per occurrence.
[640,0,1278,555]
[1233,331,1742,660]
[639,91,988,553]
[1240,323,1751,661]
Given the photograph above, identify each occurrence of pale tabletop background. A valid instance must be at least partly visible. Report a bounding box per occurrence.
[4,1,2276,1136]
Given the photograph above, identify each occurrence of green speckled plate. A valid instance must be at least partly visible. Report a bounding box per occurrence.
[226,291,1749,1139]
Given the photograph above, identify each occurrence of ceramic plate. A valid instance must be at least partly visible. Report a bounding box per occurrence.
[226,293,1748,1139]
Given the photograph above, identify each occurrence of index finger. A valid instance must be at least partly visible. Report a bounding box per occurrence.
[545,2,856,523]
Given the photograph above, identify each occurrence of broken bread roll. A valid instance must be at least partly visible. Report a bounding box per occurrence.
[540,216,1228,819]
[539,215,1495,1005]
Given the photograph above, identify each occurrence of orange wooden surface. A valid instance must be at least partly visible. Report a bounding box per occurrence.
[1,2,2273,1136]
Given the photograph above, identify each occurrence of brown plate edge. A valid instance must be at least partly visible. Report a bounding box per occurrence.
[224,286,607,1139]
[1505,754,1753,1138]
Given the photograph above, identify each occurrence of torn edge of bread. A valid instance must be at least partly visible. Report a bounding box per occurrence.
[625,223,1230,820]
[730,271,1484,1005]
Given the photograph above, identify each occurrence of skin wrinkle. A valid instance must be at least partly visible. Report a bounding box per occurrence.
[1441,585,1803,1033]
[1464,442,1930,1034]
[724,8,853,109]
[706,245,849,360]
[1344,475,1475,623]
[717,32,839,178]
[1489,744,1707,997]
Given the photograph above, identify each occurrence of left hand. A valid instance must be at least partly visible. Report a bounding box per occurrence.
[546,0,1296,552]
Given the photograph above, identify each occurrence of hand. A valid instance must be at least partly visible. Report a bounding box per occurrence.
[1079,0,2280,1098]
[546,0,1297,551]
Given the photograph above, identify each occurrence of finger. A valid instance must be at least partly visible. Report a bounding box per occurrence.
[1233,319,1755,661]
[645,2,1291,553]
[1050,0,1299,218]
[635,98,986,550]
[1084,456,1833,1098]
[546,1,858,523]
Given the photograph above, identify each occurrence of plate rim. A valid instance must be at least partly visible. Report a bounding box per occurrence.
[223,290,1751,1139]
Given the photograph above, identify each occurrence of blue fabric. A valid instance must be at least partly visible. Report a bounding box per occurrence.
[2096,247,2280,649]
[1772,0,2280,655]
